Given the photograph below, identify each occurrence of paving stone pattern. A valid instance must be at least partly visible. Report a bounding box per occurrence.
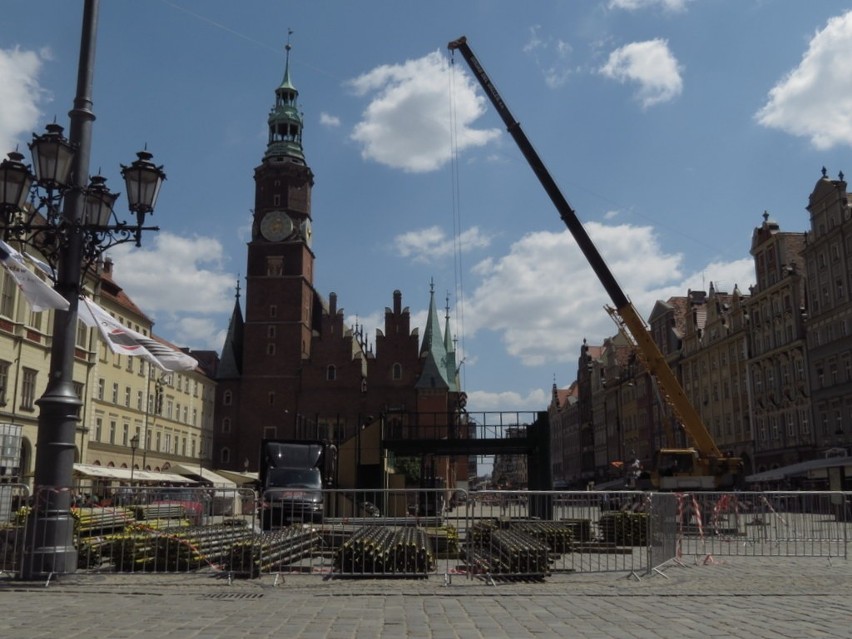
[1,556,850,638]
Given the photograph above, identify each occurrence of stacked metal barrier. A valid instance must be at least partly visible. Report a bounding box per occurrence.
[333,525,436,577]
[225,526,321,577]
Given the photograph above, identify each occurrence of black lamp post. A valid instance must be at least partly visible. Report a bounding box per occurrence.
[0,0,165,579]
[129,434,140,485]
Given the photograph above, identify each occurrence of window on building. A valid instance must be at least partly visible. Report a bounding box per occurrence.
[0,360,9,406]
[269,305,277,318]
[109,421,117,445]
[94,417,103,442]
[112,382,119,404]
[21,368,37,410]
[266,256,284,276]
[0,272,15,317]
[137,390,144,411]
[799,410,809,435]
[221,447,231,464]
[392,363,402,380]
[267,325,276,338]
[124,386,131,407]
[267,343,276,355]
[327,365,336,381]
[28,310,42,331]
[156,431,161,452]
[122,423,129,446]
[165,433,171,453]
[223,390,232,406]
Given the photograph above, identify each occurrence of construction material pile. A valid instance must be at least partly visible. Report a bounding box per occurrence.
[465,520,551,580]
[598,512,649,546]
[512,520,575,553]
[224,526,321,577]
[108,521,255,572]
[334,525,435,576]
[73,507,135,569]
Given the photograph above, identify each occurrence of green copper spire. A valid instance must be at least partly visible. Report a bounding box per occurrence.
[265,32,305,163]
[417,279,452,390]
[443,293,458,392]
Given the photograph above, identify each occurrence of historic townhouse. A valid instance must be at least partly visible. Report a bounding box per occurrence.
[0,255,217,485]
[746,212,810,470]
[802,169,852,455]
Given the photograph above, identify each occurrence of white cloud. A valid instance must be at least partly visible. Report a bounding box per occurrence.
[105,232,235,350]
[599,39,683,108]
[463,224,754,367]
[348,51,500,172]
[608,0,691,12]
[393,225,492,263]
[0,46,50,153]
[756,11,852,149]
[523,26,574,89]
[466,388,550,412]
[319,112,341,127]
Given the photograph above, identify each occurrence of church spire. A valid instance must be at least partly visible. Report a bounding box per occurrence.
[443,292,458,391]
[217,278,245,379]
[265,30,305,163]
[416,279,451,390]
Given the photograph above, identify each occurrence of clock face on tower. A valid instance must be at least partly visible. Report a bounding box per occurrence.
[260,210,293,242]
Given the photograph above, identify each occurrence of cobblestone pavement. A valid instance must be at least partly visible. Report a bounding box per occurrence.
[2,556,851,638]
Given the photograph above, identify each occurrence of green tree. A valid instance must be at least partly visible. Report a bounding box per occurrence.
[393,455,421,485]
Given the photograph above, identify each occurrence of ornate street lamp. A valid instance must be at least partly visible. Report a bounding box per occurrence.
[0,0,166,579]
[129,434,140,486]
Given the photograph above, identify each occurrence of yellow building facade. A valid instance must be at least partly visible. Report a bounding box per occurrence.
[0,256,216,486]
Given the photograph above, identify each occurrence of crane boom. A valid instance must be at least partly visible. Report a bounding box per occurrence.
[448,36,739,485]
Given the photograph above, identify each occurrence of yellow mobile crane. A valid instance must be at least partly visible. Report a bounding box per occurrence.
[448,37,742,490]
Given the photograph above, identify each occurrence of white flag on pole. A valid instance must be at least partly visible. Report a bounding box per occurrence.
[79,296,198,372]
[0,239,69,312]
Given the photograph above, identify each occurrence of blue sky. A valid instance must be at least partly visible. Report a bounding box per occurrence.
[2,0,851,411]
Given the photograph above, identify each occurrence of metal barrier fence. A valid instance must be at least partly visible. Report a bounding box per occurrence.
[0,483,29,577]
[1,488,848,581]
[465,490,656,578]
[674,491,849,562]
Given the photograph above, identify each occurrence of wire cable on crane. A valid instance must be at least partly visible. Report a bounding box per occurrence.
[447,52,467,392]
